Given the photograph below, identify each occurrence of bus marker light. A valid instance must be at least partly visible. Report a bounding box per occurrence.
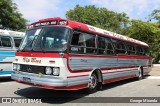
[38,73,42,77]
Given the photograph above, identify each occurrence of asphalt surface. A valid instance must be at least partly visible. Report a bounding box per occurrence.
[0,66,160,106]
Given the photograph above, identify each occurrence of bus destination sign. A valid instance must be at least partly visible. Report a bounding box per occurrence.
[27,20,68,29]
[35,20,58,27]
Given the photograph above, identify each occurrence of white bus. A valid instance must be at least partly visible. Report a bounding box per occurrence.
[11,17,152,93]
[0,29,24,77]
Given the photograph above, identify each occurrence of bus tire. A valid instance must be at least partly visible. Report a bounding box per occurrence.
[136,67,144,80]
[85,72,98,93]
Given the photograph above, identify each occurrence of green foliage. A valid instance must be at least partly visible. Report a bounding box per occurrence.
[66,5,129,34]
[125,20,160,63]
[150,9,160,22]
[125,20,156,44]
[0,0,27,31]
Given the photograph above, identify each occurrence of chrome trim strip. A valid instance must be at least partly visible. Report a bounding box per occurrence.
[11,72,89,87]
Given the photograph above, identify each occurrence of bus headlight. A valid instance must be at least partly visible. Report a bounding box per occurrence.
[17,64,21,71]
[53,67,60,76]
[45,67,52,75]
[13,64,17,70]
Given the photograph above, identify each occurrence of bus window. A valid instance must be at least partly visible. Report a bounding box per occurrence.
[116,42,126,54]
[14,38,22,48]
[136,46,144,55]
[98,36,114,55]
[70,32,96,54]
[127,44,136,55]
[112,39,126,55]
[0,38,2,47]
[143,47,150,56]
[0,37,12,47]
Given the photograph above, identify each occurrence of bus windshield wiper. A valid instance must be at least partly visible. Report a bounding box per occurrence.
[21,35,37,52]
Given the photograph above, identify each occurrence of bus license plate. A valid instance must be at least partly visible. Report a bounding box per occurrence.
[23,77,31,83]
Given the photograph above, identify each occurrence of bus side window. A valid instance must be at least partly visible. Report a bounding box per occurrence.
[136,46,144,56]
[143,47,150,56]
[83,33,96,54]
[1,37,12,47]
[98,36,105,54]
[127,44,136,55]
[71,32,80,45]
[0,37,2,47]
[115,41,126,54]
[98,36,114,55]
[70,32,83,53]
[70,31,96,54]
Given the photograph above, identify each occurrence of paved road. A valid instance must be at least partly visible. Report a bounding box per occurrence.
[149,66,160,76]
[0,66,160,106]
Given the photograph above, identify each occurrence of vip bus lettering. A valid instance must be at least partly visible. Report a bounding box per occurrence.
[23,58,41,64]
[23,57,30,63]
[31,58,41,64]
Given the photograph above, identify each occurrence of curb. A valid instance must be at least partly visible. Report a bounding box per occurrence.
[145,76,160,79]
[153,64,160,66]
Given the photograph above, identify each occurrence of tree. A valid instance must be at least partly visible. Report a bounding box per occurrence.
[0,0,27,31]
[66,5,129,34]
[125,20,156,44]
[125,20,160,63]
[149,9,160,22]
[148,9,160,63]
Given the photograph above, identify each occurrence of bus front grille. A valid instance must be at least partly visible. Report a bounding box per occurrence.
[19,64,45,74]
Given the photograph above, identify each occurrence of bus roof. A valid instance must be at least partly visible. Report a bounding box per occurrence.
[28,17,149,47]
[0,29,25,37]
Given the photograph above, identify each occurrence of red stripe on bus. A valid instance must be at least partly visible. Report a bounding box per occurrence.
[16,80,88,90]
[101,66,138,70]
[102,69,138,74]
[103,75,136,84]
[16,52,152,60]
[67,74,89,78]
[144,72,150,75]
[67,83,88,90]
[16,52,61,58]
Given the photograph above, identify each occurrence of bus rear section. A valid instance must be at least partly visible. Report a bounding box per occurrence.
[0,29,24,77]
[11,17,152,93]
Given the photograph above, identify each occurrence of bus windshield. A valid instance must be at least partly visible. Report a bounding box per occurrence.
[19,27,70,52]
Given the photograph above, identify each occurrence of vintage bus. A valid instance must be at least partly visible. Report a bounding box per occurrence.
[11,17,152,93]
[0,29,24,77]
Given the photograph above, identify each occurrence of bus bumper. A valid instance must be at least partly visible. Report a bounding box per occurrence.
[11,72,88,90]
[0,71,13,78]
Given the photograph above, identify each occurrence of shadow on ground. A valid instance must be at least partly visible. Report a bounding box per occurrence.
[13,76,146,104]
[14,87,89,104]
[0,77,13,82]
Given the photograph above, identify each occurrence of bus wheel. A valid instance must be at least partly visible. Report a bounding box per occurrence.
[136,67,143,80]
[85,73,98,93]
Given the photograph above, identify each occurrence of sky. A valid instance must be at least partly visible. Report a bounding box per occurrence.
[14,0,160,24]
